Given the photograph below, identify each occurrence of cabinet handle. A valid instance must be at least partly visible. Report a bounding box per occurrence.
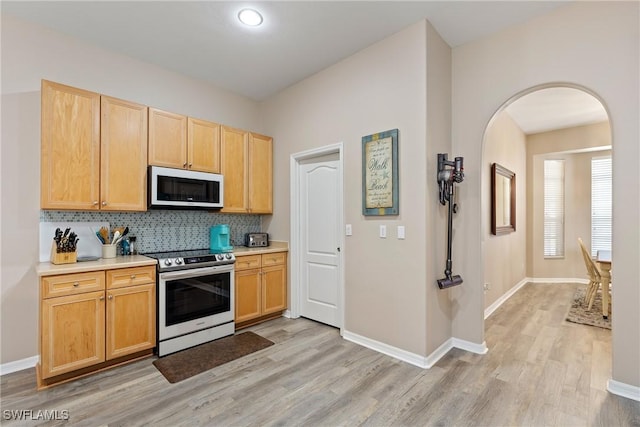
[102,201,107,206]
[183,162,187,168]
[108,295,113,300]
[130,274,136,279]
[73,282,80,287]
[188,163,193,168]
[99,295,105,301]
[93,201,99,206]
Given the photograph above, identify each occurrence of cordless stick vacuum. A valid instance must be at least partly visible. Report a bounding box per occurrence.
[437,153,465,289]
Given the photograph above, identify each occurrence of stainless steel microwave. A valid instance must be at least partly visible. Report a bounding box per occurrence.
[148,166,224,210]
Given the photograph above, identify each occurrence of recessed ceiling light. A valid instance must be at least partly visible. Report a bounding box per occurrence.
[238,8,263,26]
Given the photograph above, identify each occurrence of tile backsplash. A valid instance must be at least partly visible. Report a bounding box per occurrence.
[40,210,261,253]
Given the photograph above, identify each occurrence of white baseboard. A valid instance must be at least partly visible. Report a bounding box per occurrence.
[343,330,488,369]
[485,278,529,319]
[528,277,589,284]
[343,330,429,368]
[451,337,489,355]
[282,309,293,319]
[607,379,640,402]
[0,355,38,376]
[425,338,454,368]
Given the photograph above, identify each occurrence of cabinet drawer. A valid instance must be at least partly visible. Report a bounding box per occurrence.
[261,252,286,266]
[42,271,105,299]
[235,255,261,270]
[107,266,156,289]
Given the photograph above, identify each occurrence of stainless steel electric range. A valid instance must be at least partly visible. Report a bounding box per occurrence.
[143,249,236,357]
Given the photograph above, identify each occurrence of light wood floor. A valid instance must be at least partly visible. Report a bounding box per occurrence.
[2,282,639,426]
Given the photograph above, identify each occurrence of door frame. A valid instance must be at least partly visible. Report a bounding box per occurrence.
[289,142,344,334]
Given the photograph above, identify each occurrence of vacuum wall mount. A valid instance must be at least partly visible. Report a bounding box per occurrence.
[437,153,464,289]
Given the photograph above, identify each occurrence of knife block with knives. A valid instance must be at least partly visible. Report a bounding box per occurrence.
[50,227,78,265]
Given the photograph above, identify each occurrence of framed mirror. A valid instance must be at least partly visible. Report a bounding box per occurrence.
[491,163,516,235]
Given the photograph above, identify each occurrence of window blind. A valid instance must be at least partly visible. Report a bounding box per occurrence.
[544,160,565,258]
[591,156,612,257]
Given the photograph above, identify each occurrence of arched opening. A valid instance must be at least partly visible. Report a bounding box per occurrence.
[480,83,612,385]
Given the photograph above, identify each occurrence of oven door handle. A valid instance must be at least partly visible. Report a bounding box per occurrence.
[159,265,234,281]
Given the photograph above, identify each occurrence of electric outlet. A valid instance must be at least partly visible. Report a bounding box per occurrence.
[484,283,490,291]
[345,224,352,236]
[397,226,405,239]
[379,225,387,238]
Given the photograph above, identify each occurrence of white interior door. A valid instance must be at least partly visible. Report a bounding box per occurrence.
[299,154,341,327]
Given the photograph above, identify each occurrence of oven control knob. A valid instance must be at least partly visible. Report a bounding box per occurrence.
[164,259,172,266]
[225,253,232,260]
[175,258,183,265]
[216,254,224,261]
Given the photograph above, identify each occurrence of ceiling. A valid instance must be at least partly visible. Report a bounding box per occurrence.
[505,87,608,134]
[2,1,606,133]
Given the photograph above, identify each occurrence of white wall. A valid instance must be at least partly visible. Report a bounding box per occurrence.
[262,21,440,357]
[0,15,262,364]
[482,111,527,308]
[526,121,612,278]
[452,2,640,388]
[425,21,454,355]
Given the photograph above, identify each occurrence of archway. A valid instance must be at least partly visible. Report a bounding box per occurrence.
[480,83,612,382]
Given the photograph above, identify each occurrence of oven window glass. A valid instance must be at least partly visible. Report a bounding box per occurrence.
[157,175,220,203]
[165,272,230,326]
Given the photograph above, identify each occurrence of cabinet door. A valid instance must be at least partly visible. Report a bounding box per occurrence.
[261,263,287,315]
[148,108,187,169]
[41,80,100,210]
[235,268,261,322]
[248,133,273,214]
[101,96,148,211]
[106,283,156,360]
[41,291,105,379]
[220,126,249,213]
[188,117,220,173]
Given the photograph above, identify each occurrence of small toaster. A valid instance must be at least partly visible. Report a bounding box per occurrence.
[244,232,269,247]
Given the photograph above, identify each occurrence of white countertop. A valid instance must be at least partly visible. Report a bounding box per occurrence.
[36,255,157,277]
[233,241,289,256]
[36,242,289,276]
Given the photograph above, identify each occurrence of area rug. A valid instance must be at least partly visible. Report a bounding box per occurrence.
[153,332,274,383]
[566,288,611,329]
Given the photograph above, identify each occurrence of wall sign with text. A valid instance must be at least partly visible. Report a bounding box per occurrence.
[362,128,399,216]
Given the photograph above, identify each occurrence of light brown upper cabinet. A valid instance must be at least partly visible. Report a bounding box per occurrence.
[188,117,221,173]
[148,108,220,173]
[220,126,273,214]
[41,80,148,211]
[248,132,273,214]
[148,108,187,169]
[100,96,148,211]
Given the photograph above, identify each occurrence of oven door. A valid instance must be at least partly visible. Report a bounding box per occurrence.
[158,264,234,341]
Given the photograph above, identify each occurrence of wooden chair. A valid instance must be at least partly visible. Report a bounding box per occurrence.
[578,238,602,310]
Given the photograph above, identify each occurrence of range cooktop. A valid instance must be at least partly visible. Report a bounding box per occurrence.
[143,248,235,271]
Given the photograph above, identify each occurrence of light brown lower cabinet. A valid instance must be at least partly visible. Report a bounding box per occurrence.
[235,251,287,328]
[38,266,156,388]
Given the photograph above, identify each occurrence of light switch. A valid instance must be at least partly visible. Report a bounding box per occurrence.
[397,226,405,239]
[379,225,387,238]
[345,224,352,236]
